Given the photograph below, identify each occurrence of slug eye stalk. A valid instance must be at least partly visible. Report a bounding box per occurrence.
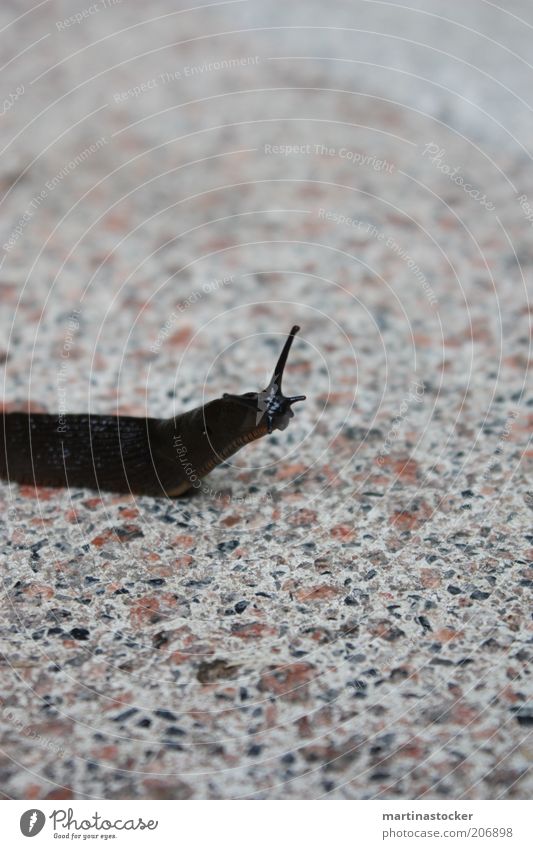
[223,325,306,432]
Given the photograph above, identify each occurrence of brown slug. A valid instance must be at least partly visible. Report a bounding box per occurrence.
[0,326,306,497]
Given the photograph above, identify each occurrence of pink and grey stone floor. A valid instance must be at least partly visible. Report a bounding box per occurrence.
[0,0,531,799]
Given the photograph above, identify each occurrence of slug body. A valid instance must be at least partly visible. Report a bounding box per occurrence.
[0,326,305,497]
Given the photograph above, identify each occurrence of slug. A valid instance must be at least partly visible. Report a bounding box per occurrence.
[0,326,306,497]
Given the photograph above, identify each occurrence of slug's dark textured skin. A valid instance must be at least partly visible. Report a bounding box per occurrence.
[0,326,306,497]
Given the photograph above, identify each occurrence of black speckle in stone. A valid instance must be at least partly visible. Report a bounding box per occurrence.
[344,595,358,606]
[153,631,168,649]
[350,679,367,691]
[519,579,533,588]
[114,525,144,542]
[184,578,212,589]
[512,708,533,726]
[137,717,152,728]
[47,627,63,636]
[160,513,176,524]
[165,726,185,736]
[365,569,377,580]
[447,585,462,595]
[84,576,99,584]
[146,578,166,586]
[514,649,529,661]
[281,752,295,765]
[217,539,239,553]
[154,709,177,721]
[70,627,90,640]
[385,626,405,642]
[461,489,474,498]
[248,744,263,756]
[113,587,129,594]
[389,668,409,682]
[416,615,432,632]
[112,708,138,722]
[234,600,248,613]
[470,590,490,600]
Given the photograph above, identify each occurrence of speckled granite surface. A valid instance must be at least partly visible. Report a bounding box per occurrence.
[0,0,532,800]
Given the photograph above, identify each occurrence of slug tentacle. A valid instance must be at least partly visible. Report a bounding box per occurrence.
[0,326,306,497]
[223,325,306,433]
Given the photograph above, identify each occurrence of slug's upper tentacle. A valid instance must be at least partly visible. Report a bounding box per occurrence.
[223,325,306,433]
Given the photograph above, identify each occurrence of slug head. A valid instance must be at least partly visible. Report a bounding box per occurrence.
[223,325,306,434]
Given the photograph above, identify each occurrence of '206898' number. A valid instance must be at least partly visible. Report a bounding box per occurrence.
[470,828,513,838]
